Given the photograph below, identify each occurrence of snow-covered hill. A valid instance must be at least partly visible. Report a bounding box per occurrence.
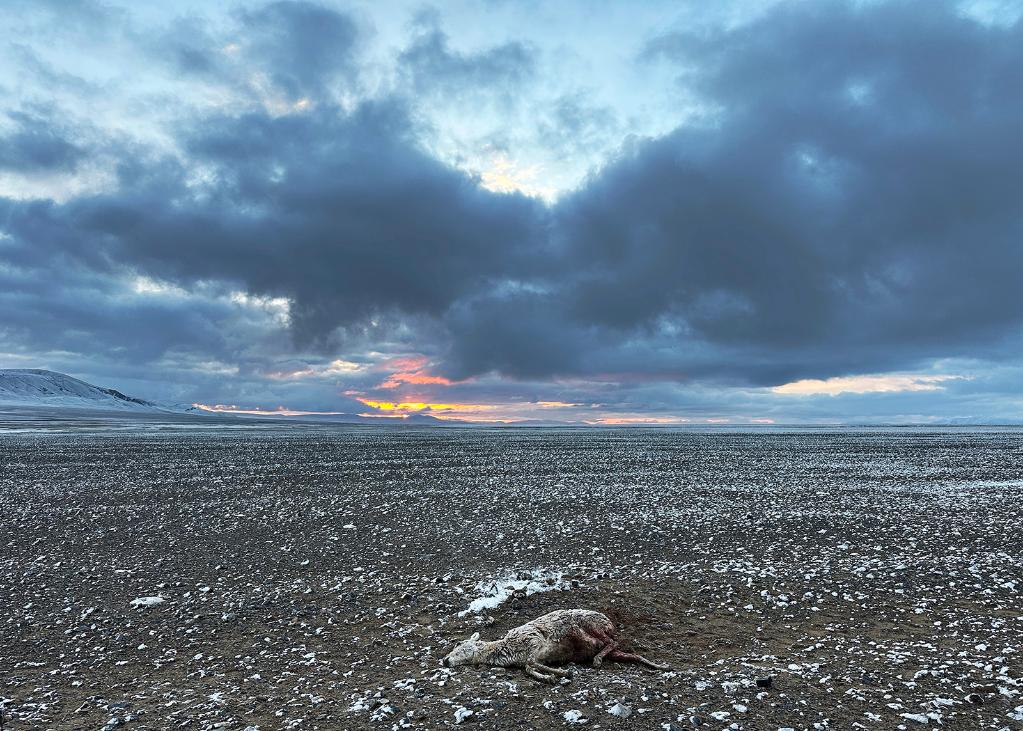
[0,369,186,412]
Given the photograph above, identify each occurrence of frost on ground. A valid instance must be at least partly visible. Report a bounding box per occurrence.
[1,425,1022,730]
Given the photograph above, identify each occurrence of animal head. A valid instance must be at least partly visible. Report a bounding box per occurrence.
[442,632,483,667]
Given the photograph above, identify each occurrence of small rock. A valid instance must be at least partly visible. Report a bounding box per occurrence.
[756,676,774,688]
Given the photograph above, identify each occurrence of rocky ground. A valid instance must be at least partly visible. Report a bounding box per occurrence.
[1,425,1022,730]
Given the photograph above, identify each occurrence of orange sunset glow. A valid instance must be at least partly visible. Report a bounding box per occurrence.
[374,355,459,389]
[356,398,493,413]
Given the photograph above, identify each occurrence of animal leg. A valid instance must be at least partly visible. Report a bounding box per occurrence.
[533,662,573,679]
[592,639,618,668]
[523,663,558,684]
[608,649,669,671]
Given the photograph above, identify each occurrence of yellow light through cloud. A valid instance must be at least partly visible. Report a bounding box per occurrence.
[477,154,556,200]
[772,373,965,396]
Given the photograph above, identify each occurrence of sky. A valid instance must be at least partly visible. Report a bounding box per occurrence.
[2,0,1023,425]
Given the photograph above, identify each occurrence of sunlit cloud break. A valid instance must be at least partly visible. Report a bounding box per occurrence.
[265,359,363,380]
[771,374,968,396]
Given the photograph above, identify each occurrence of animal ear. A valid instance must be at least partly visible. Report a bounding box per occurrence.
[470,632,480,641]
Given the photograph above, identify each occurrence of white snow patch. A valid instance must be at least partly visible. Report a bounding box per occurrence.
[130,596,165,608]
[900,713,929,723]
[459,568,571,615]
[563,709,587,724]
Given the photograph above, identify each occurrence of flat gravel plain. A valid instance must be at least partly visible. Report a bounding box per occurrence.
[1,425,1022,730]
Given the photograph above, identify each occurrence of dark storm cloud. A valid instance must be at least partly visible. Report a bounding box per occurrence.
[4,0,1023,399]
[1,100,545,351]
[0,110,84,172]
[445,292,586,380]
[238,1,360,99]
[446,0,1023,383]
[155,1,359,99]
[0,0,541,392]
[0,220,259,367]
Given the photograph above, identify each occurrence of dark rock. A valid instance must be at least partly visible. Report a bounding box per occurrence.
[756,676,774,688]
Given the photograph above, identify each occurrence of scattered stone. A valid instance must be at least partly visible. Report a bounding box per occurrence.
[3,428,1021,731]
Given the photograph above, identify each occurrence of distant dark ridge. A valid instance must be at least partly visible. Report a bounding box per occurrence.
[98,387,158,408]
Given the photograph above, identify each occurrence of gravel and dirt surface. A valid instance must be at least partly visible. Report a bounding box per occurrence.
[2,424,1022,730]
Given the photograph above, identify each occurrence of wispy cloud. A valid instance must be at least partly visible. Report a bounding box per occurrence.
[193,403,346,416]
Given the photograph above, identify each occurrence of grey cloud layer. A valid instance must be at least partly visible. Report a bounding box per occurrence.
[456,0,1023,383]
[2,0,1022,408]
[0,109,84,172]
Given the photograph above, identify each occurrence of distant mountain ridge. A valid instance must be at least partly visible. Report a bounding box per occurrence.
[0,369,189,412]
[0,369,461,423]
[0,369,495,425]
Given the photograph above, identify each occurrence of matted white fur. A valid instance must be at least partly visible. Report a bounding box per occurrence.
[442,609,668,684]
